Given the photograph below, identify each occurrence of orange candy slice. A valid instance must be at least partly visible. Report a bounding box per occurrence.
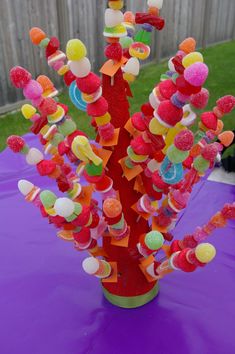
[218,131,234,147]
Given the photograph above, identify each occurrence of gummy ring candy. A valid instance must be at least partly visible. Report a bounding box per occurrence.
[129,42,150,60]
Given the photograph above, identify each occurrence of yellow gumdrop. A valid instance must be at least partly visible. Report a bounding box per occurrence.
[149,117,168,135]
[123,72,136,83]
[182,52,204,68]
[108,0,124,10]
[66,39,87,61]
[95,113,111,126]
[163,124,185,154]
[21,104,36,119]
[195,243,216,264]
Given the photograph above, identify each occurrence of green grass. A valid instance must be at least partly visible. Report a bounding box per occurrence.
[0,40,235,154]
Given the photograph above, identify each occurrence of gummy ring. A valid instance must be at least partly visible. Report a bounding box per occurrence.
[129,42,150,60]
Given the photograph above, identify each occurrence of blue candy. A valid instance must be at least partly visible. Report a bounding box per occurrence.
[69,81,87,112]
[160,156,183,185]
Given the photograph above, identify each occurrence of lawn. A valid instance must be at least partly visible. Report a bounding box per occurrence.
[0,40,235,154]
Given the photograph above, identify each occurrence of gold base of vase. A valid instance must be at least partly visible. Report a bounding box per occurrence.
[102,283,159,309]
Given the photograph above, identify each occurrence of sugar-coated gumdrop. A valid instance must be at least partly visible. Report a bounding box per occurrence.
[21,104,37,119]
[18,180,34,196]
[147,0,163,9]
[131,135,151,155]
[58,119,77,136]
[105,9,124,28]
[66,39,87,61]
[190,88,209,109]
[23,80,43,100]
[37,160,56,176]
[201,144,218,162]
[145,230,164,250]
[179,37,196,54]
[174,130,194,151]
[201,112,218,130]
[193,156,210,172]
[36,75,54,91]
[63,70,76,86]
[10,66,32,88]
[212,119,224,135]
[40,190,57,208]
[218,131,234,147]
[76,73,101,94]
[73,227,91,244]
[123,57,140,76]
[175,249,197,272]
[182,52,203,68]
[69,57,91,78]
[131,112,146,131]
[176,76,201,95]
[108,0,124,10]
[54,197,75,217]
[105,43,122,61]
[87,97,108,117]
[7,135,25,153]
[195,243,216,263]
[184,62,209,87]
[158,80,177,100]
[98,123,114,141]
[167,145,189,163]
[38,98,57,116]
[216,95,235,114]
[45,37,60,58]
[221,203,235,219]
[26,148,44,165]
[157,100,183,127]
[103,198,122,218]
[29,27,46,45]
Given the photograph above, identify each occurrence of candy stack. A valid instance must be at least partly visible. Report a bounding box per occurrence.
[82,257,112,279]
[103,198,129,240]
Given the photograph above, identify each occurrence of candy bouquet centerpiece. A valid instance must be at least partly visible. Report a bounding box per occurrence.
[7,0,235,308]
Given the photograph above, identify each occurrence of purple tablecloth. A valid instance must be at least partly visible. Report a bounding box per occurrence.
[1,134,235,354]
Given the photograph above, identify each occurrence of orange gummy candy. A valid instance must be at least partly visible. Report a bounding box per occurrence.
[210,212,227,228]
[29,27,46,45]
[37,75,54,91]
[179,37,196,54]
[218,131,234,147]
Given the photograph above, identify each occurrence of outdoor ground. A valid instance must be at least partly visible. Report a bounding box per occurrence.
[0,40,234,155]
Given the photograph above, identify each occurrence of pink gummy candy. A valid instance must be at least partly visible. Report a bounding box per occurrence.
[190,88,209,109]
[184,62,209,87]
[10,66,32,88]
[23,80,43,100]
[201,144,218,162]
[174,130,194,151]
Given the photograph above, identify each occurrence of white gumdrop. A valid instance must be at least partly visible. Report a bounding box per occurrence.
[54,197,75,217]
[168,57,176,72]
[147,0,163,9]
[82,257,99,275]
[69,57,91,78]
[105,9,124,28]
[123,57,140,76]
[18,179,34,196]
[149,92,160,109]
[26,148,44,165]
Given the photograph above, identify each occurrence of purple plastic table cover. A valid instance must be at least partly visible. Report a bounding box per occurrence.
[0,134,235,354]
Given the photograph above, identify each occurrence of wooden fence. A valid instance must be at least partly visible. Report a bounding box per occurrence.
[0,0,235,112]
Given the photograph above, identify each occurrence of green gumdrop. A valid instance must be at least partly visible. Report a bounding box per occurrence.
[172,73,179,83]
[66,213,78,222]
[40,190,57,208]
[193,156,210,172]
[145,231,164,250]
[134,30,151,45]
[167,145,189,163]
[125,157,134,169]
[58,120,77,136]
[74,202,82,215]
[160,74,169,81]
[51,133,64,147]
[85,162,103,176]
[120,36,133,49]
[111,215,124,230]
[39,38,50,48]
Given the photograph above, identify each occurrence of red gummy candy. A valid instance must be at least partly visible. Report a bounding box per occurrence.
[221,203,235,219]
[135,12,165,30]
[176,76,201,95]
[49,215,65,228]
[157,100,183,127]
[183,155,193,169]
[7,135,25,153]
[30,116,48,135]
[76,73,101,94]
[176,248,197,272]
[152,171,168,190]
[73,227,91,244]
[38,97,57,115]
[58,141,70,156]
[105,43,122,61]
[89,212,100,229]
[170,240,182,254]
[36,160,56,176]
[201,144,218,162]
[57,175,72,192]
[190,88,209,109]
[10,66,32,88]
[45,37,60,58]
[72,206,91,227]
[141,102,154,117]
[172,55,185,75]
[159,79,177,100]
[87,97,108,117]
[201,112,218,130]
[216,95,235,114]
[174,130,194,151]
[131,135,152,155]
[61,163,72,175]
[131,112,146,131]
[63,70,76,86]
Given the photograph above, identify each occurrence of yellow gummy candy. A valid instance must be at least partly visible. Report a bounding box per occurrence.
[21,104,36,119]
[72,136,102,166]
[195,243,216,263]
[95,113,111,126]
[149,117,168,135]
[182,52,204,68]
[66,39,87,61]
[123,73,136,83]
[108,0,124,10]
[163,123,185,154]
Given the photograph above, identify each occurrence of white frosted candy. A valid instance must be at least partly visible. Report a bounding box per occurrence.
[54,197,75,217]
[18,179,34,196]
[147,0,163,9]
[123,57,140,76]
[168,57,176,72]
[69,57,91,78]
[105,9,124,28]
[149,91,160,109]
[82,257,99,275]
[26,148,44,165]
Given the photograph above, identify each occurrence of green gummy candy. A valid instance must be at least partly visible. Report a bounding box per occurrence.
[145,231,164,250]
[74,202,82,215]
[120,36,133,49]
[125,157,134,169]
[39,38,50,48]
[193,156,210,172]
[167,145,189,164]
[111,215,124,230]
[66,213,78,222]
[40,190,57,208]
[85,162,103,176]
[58,120,77,136]
[51,133,64,146]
